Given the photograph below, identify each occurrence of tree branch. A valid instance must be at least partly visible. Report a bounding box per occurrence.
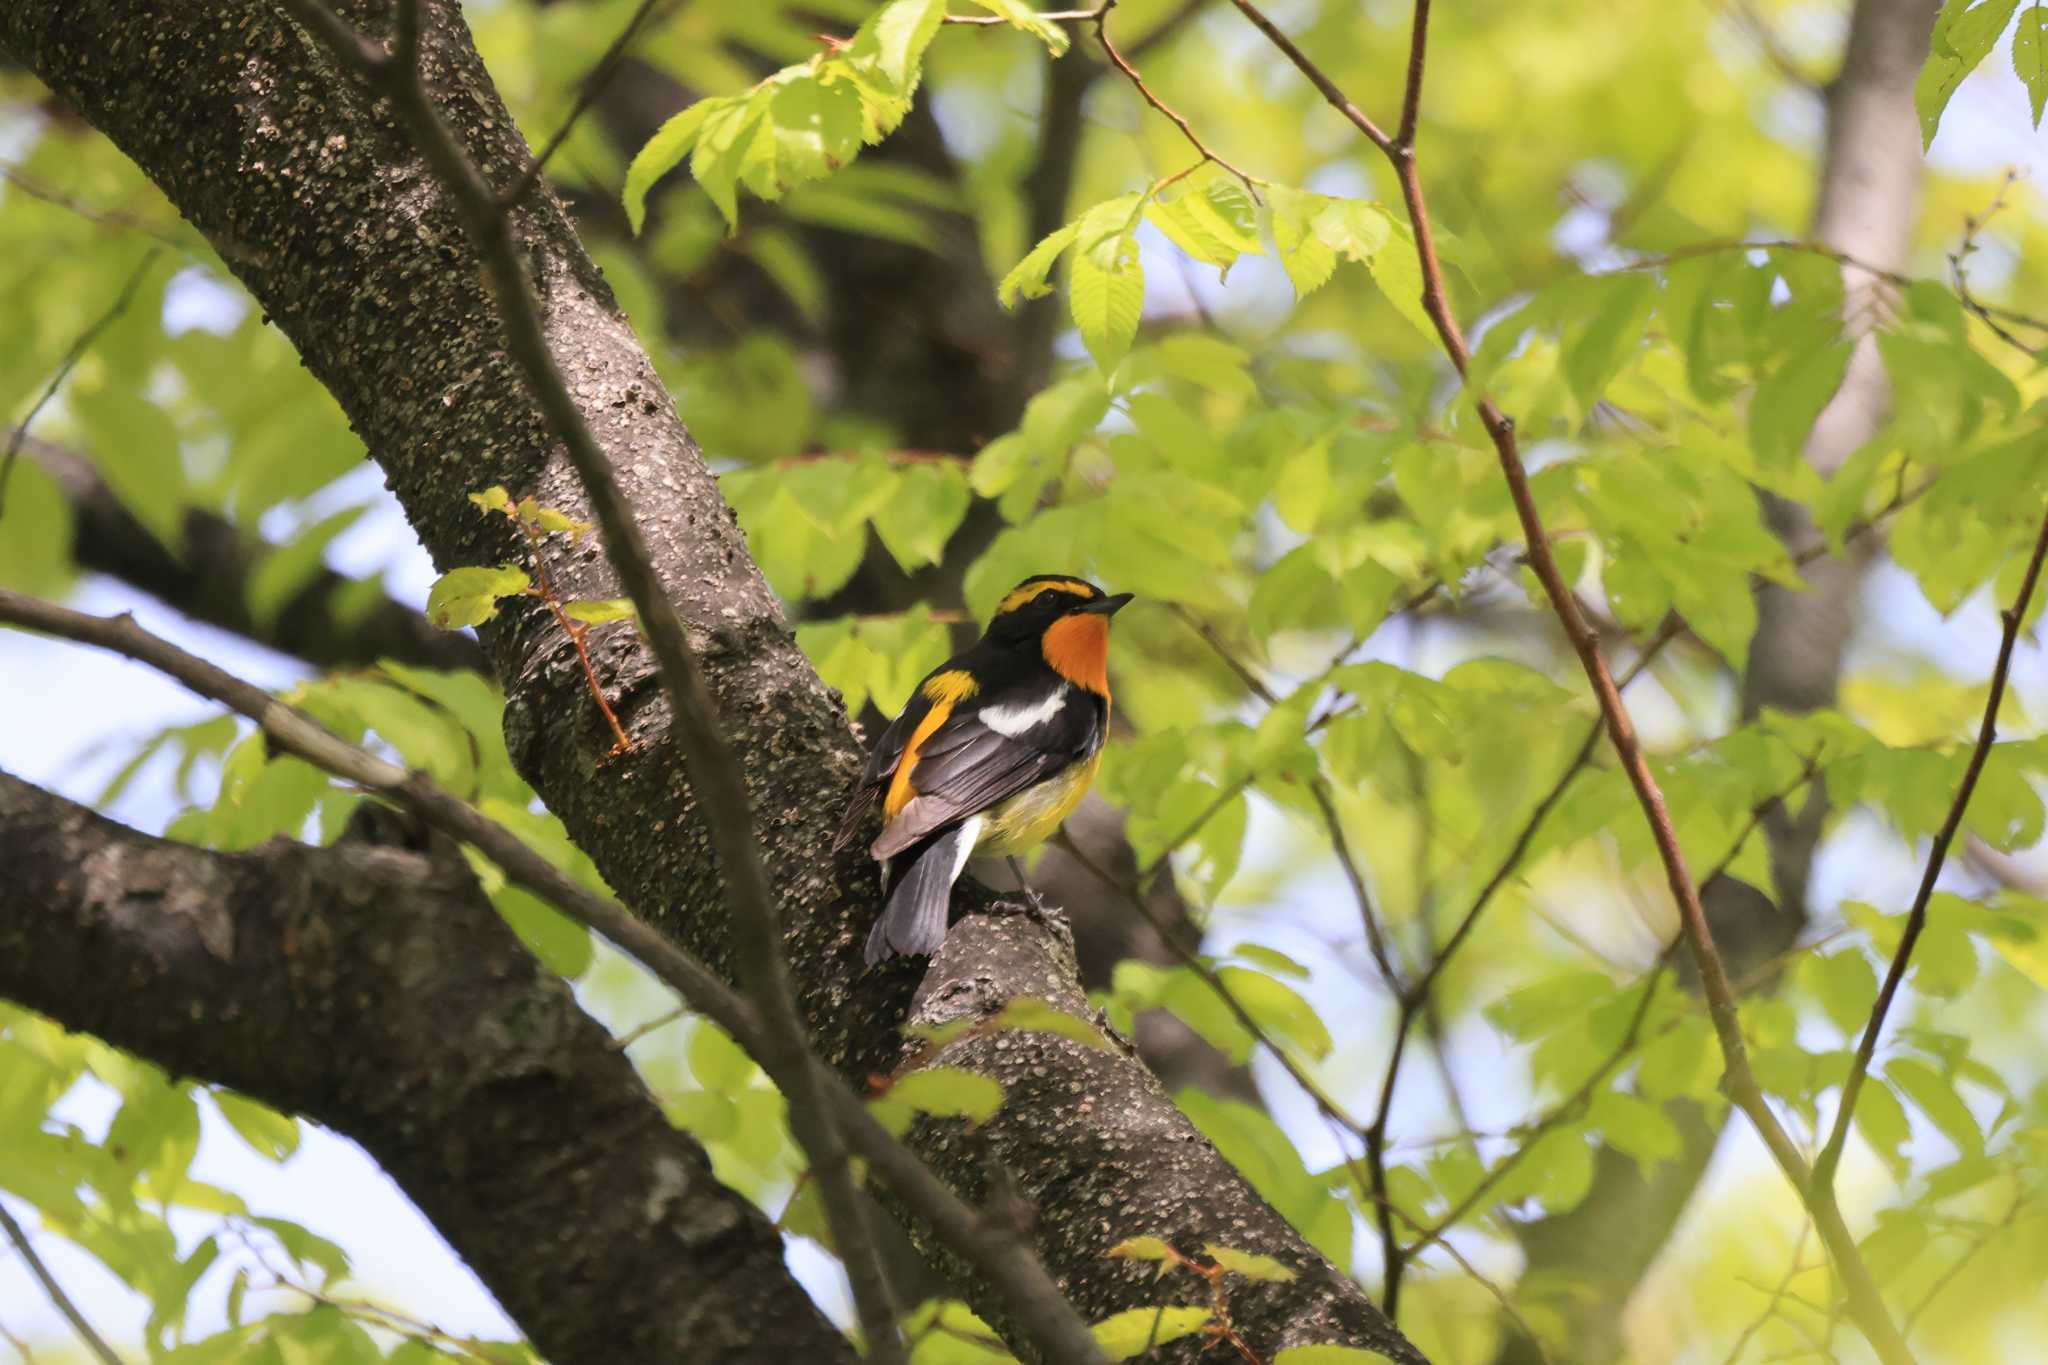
[0,5,1422,1356]
[0,768,852,1365]
[1813,504,2048,1187]
[1226,0,1917,1356]
[22,435,484,673]
[0,585,1106,1365]
[0,1201,124,1365]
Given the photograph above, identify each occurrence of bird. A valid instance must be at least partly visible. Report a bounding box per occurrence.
[835,574,1133,964]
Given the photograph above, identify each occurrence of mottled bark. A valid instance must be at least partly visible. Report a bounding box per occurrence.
[0,771,849,1365]
[25,435,484,672]
[1495,3,1935,1359]
[0,3,1419,1358]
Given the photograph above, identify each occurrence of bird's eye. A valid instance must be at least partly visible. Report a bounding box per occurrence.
[1035,591,1055,607]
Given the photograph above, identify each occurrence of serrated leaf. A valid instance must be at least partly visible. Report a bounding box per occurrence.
[624,103,715,234]
[966,0,1071,53]
[1108,1235,1178,1262]
[1203,1244,1296,1281]
[1887,1055,1982,1155]
[989,997,1113,1049]
[1089,1306,1210,1359]
[562,598,635,625]
[2016,4,2047,125]
[999,220,1082,307]
[425,563,531,629]
[468,485,514,516]
[1071,230,1144,375]
[212,1091,300,1163]
[885,1066,1005,1122]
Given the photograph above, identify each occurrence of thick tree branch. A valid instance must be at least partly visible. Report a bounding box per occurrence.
[0,769,852,1365]
[0,5,1421,1357]
[0,586,1106,1365]
[288,3,911,1350]
[22,435,484,673]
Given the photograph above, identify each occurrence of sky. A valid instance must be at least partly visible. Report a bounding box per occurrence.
[3,10,2048,1361]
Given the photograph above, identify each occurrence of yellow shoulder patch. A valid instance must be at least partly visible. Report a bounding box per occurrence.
[921,669,980,704]
[998,579,1095,615]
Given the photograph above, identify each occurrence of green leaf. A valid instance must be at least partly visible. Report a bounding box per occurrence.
[1203,1244,1296,1282]
[1916,0,2021,146]
[1215,966,1332,1060]
[245,504,367,628]
[1266,184,1337,298]
[1108,1235,1178,1263]
[0,459,75,596]
[999,220,1082,308]
[425,563,531,629]
[1854,1076,1912,1177]
[250,1215,351,1283]
[988,997,1114,1049]
[871,462,971,570]
[1749,336,1852,467]
[965,0,1072,53]
[2016,4,2048,125]
[467,485,514,516]
[212,1091,300,1163]
[74,385,188,551]
[562,597,636,625]
[1071,228,1145,376]
[885,1066,1005,1122]
[1089,1306,1210,1359]
[1887,1056,1982,1156]
[493,883,595,979]
[1274,1349,1401,1365]
[624,103,715,234]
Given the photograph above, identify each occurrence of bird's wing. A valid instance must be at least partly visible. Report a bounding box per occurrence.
[869,681,1102,860]
[833,686,931,851]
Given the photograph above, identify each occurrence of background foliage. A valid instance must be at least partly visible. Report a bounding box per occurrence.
[5,0,2048,1361]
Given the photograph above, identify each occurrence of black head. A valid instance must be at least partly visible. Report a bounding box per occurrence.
[983,574,1133,646]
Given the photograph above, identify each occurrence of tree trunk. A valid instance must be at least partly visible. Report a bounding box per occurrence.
[0,3,1420,1359]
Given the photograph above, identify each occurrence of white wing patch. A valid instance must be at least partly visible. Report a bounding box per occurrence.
[978,683,1069,737]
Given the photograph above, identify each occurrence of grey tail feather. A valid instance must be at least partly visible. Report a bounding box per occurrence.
[865,824,969,964]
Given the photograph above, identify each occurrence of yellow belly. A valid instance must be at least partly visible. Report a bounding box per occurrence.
[975,750,1101,856]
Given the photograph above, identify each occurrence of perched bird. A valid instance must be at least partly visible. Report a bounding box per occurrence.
[835,575,1133,963]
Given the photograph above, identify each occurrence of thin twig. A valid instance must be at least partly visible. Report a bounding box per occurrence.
[0,164,195,252]
[943,6,1102,22]
[499,0,670,206]
[1226,2,1914,1353]
[1094,0,1261,197]
[0,585,1107,1365]
[0,1202,124,1365]
[1718,1225,1815,1365]
[0,248,163,516]
[1947,170,2032,356]
[1813,502,2048,1189]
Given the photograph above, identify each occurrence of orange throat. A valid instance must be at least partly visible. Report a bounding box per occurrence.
[1042,614,1110,697]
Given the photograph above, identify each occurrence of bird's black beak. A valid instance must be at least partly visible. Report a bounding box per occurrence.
[1078,592,1134,616]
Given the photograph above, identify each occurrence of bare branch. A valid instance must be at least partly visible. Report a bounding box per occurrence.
[0,1203,125,1365]
[0,247,162,515]
[1226,0,1919,1354]
[1814,504,2048,1187]
[0,585,1102,1365]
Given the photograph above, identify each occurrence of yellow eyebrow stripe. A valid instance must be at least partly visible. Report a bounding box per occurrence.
[998,579,1095,614]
